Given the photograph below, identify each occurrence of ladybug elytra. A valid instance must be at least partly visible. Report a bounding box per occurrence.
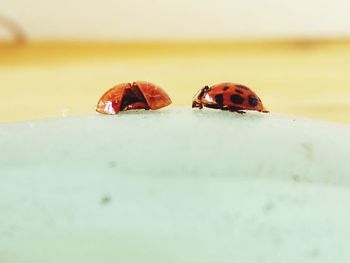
[96,81,172,114]
[192,83,269,114]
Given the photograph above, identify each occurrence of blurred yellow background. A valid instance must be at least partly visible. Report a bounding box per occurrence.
[1,40,350,123]
[1,0,350,123]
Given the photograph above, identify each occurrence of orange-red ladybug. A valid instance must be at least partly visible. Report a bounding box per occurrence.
[192,83,269,114]
[96,81,172,114]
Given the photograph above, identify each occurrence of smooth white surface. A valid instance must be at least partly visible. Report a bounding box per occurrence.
[1,108,350,262]
[2,0,350,40]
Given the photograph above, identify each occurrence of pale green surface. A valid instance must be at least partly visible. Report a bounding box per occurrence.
[1,108,350,262]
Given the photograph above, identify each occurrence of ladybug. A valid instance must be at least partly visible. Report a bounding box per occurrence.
[96,81,172,114]
[192,83,269,114]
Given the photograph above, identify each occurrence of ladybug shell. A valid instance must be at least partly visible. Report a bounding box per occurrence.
[96,81,171,114]
[134,81,172,110]
[193,83,268,112]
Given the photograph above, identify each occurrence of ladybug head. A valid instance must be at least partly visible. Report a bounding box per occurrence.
[193,85,210,100]
[202,85,210,93]
[192,85,211,108]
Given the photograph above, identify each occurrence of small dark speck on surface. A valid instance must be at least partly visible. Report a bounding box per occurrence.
[263,202,275,213]
[301,142,314,160]
[108,161,117,168]
[292,174,301,182]
[100,195,112,205]
[311,248,321,257]
[292,173,312,183]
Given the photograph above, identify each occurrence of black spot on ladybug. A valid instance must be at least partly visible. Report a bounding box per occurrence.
[230,94,244,104]
[215,94,224,104]
[248,95,258,107]
[236,84,249,90]
[235,89,243,94]
[223,86,230,91]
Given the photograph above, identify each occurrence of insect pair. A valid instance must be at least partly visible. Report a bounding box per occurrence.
[96,81,269,115]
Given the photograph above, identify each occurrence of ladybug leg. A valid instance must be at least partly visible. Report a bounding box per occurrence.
[192,101,203,109]
[228,106,246,114]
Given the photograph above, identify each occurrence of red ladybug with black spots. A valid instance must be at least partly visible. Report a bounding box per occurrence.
[192,82,269,114]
